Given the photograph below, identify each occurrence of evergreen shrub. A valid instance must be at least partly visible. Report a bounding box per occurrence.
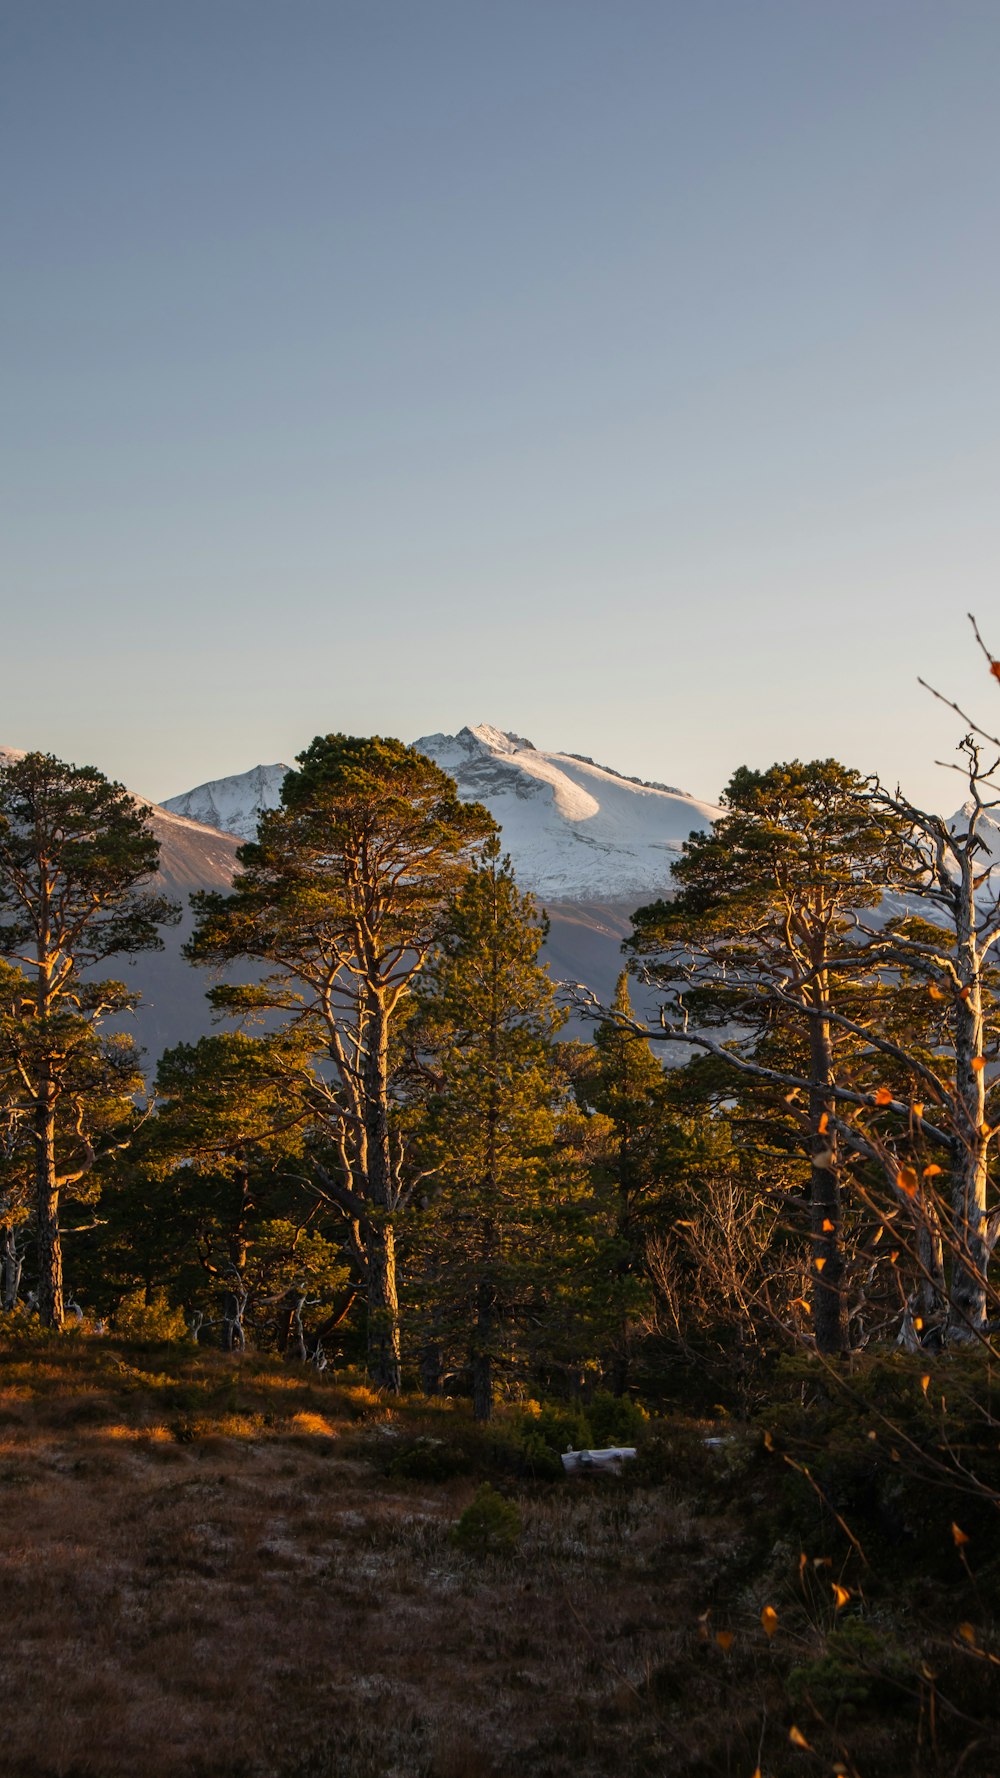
[452,1483,522,1557]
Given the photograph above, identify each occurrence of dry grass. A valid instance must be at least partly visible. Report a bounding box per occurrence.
[0,1333,995,1778]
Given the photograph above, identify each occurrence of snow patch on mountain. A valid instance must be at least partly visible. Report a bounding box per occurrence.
[163,764,291,843]
[414,725,721,901]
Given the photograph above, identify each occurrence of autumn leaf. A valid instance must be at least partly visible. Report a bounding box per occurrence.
[912,1100,925,1119]
[923,1163,943,1179]
[914,1316,924,1331]
[814,1257,826,1272]
[763,1429,774,1452]
[817,1111,829,1134]
[921,1374,930,1395]
[974,869,990,888]
[874,1086,893,1106]
[897,1166,919,1197]
[928,982,945,1000]
[788,1725,812,1749]
[972,1056,987,1072]
[821,1217,835,1232]
[990,659,1000,682]
[952,1522,971,1547]
[832,1584,851,1608]
[789,1298,811,1313]
[960,985,972,1002]
[715,1630,734,1652]
[958,1621,978,1644]
[761,1605,779,1638]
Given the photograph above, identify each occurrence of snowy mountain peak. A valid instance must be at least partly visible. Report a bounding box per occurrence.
[413,726,722,901]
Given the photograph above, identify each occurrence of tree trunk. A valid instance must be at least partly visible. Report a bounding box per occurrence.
[419,1335,444,1396]
[34,1089,63,1329]
[362,995,401,1391]
[949,872,989,1339]
[471,1275,496,1423]
[365,1217,400,1389]
[808,984,848,1356]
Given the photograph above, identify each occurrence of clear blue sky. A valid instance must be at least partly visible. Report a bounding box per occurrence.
[3,1,1000,809]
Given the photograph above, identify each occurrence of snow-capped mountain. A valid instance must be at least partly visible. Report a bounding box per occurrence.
[162,763,290,844]
[162,726,721,905]
[414,725,720,902]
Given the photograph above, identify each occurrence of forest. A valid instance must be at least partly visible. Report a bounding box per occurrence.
[2,665,1000,1778]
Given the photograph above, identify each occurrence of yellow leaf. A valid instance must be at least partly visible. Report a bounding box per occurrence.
[897,1166,919,1197]
[912,1101,925,1119]
[818,1111,829,1134]
[874,1086,893,1106]
[715,1629,734,1652]
[788,1725,812,1749]
[952,1522,971,1547]
[822,1217,835,1232]
[958,1621,978,1644]
[872,1225,884,1245]
[890,1249,900,1264]
[972,1056,987,1072]
[832,1583,851,1608]
[790,1298,811,1313]
[761,1605,779,1638]
[914,1317,924,1330]
[921,1375,930,1395]
[923,1164,943,1178]
[814,1257,826,1272]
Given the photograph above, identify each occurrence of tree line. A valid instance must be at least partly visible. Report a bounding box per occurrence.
[2,683,1000,1417]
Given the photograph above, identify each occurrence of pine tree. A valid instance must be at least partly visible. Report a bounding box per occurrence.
[187,734,494,1388]
[148,1032,323,1350]
[629,760,906,1355]
[407,837,565,1419]
[573,971,673,1392]
[0,754,177,1326]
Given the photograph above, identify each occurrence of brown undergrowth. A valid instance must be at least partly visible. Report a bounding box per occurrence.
[0,1332,996,1778]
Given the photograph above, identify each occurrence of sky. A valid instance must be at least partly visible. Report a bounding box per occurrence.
[3,0,1000,810]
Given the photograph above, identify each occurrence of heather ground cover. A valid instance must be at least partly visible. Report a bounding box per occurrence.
[0,1333,997,1778]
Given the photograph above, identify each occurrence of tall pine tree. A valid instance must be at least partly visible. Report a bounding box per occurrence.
[408,837,565,1419]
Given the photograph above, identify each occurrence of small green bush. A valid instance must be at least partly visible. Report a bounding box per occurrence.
[452,1483,522,1557]
[387,1435,471,1482]
[588,1390,649,1448]
[114,1289,189,1343]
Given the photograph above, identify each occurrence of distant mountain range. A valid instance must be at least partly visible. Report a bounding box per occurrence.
[3,729,726,1057]
[6,731,992,1060]
[164,724,722,902]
